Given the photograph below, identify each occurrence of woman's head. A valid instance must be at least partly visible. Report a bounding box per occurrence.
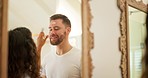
[13,27,32,38]
[8,27,40,78]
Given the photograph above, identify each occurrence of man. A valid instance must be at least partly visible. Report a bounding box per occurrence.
[37,14,81,78]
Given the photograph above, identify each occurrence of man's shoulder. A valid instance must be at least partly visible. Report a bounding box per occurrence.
[72,47,81,52]
[70,47,82,59]
[41,51,55,66]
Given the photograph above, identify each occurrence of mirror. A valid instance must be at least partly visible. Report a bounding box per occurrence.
[128,6,146,78]
[0,0,94,78]
[117,0,147,78]
[8,0,82,62]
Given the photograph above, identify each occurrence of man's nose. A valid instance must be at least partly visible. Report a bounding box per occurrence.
[50,29,56,34]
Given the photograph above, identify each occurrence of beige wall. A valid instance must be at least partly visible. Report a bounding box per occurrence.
[90,0,148,78]
[90,0,121,78]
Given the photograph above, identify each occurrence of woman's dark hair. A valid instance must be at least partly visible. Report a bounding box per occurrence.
[141,13,148,78]
[8,27,40,78]
[13,27,32,38]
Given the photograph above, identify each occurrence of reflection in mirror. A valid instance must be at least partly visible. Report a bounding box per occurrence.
[128,6,146,78]
[8,0,82,77]
[117,0,147,78]
[0,0,93,77]
[8,0,82,61]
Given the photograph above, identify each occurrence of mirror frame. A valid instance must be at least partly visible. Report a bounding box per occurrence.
[0,0,8,78]
[82,0,94,78]
[117,0,147,78]
[0,0,94,78]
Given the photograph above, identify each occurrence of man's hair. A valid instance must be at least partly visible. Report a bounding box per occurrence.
[50,14,71,28]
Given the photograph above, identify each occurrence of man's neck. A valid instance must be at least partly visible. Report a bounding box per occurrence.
[56,42,72,55]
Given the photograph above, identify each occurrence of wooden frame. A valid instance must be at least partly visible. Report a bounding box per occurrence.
[0,0,94,78]
[82,0,94,78]
[0,0,8,78]
[117,0,147,78]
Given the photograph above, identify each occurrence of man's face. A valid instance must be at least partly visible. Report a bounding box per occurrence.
[49,19,68,45]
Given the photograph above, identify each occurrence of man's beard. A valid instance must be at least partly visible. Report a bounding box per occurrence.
[50,32,66,45]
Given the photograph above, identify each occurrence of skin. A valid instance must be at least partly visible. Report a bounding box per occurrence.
[37,19,72,55]
[49,19,72,55]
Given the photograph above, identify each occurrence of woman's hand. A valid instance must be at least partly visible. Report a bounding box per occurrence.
[37,31,48,53]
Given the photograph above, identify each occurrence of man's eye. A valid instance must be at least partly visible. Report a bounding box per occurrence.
[54,27,59,30]
[49,29,52,31]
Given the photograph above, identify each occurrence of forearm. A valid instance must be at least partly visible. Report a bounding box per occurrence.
[37,47,42,69]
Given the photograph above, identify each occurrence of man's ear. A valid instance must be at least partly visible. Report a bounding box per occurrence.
[66,27,71,33]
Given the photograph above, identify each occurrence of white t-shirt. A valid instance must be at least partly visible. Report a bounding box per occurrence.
[41,47,81,78]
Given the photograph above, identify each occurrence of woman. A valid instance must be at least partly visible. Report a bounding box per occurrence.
[8,27,40,78]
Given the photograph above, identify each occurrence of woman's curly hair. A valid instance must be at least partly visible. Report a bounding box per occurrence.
[8,27,40,78]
